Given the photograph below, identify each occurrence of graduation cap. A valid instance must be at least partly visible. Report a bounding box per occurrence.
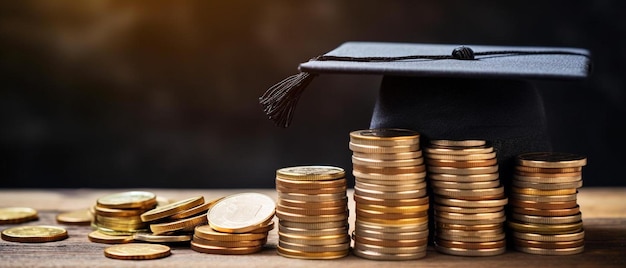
[259,42,591,176]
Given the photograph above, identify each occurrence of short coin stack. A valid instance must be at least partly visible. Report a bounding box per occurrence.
[192,193,275,255]
[93,191,158,235]
[275,166,350,260]
[425,140,507,257]
[350,129,429,261]
[509,152,587,255]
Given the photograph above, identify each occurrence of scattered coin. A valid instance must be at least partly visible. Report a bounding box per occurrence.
[56,209,92,225]
[104,243,171,260]
[1,225,68,243]
[0,207,38,225]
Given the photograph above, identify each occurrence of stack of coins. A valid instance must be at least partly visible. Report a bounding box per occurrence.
[425,140,507,257]
[192,193,275,255]
[350,129,429,261]
[140,196,212,242]
[92,191,158,234]
[275,166,350,260]
[509,152,587,255]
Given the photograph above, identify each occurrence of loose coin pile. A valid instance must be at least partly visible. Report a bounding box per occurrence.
[275,166,350,260]
[350,129,429,261]
[509,152,587,255]
[141,195,211,242]
[92,191,157,235]
[425,140,507,257]
[0,207,39,224]
[192,193,275,255]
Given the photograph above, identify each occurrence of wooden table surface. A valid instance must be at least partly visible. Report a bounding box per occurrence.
[0,188,624,267]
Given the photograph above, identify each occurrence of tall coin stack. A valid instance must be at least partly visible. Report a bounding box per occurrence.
[275,166,350,260]
[509,152,586,255]
[425,140,507,257]
[350,129,429,261]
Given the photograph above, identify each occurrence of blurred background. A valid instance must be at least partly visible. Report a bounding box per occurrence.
[1,0,624,188]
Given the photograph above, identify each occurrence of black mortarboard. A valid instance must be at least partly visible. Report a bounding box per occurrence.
[259,42,591,177]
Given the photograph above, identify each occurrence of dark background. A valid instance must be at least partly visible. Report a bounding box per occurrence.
[1,1,624,188]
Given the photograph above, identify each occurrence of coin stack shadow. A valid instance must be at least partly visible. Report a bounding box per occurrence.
[509,152,586,255]
[350,129,429,261]
[275,166,350,260]
[425,140,508,257]
[92,191,158,235]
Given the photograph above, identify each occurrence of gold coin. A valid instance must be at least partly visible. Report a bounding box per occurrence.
[435,216,506,225]
[435,238,506,249]
[436,231,505,243]
[88,231,134,244]
[352,155,423,167]
[355,181,427,192]
[354,243,426,255]
[355,177,425,186]
[427,158,497,168]
[56,209,92,226]
[434,204,502,214]
[511,192,577,202]
[436,222,503,231]
[276,185,347,195]
[104,243,171,260]
[278,220,348,230]
[94,206,145,217]
[512,229,585,242]
[276,204,346,216]
[277,246,348,260]
[150,213,208,235]
[169,198,220,220]
[95,215,143,224]
[140,196,205,222]
[352,248,426,260]
[509,199,578,210]
[434,196,508,208]
[279,233,350,246]
[433,187,504,199]
[425,144,494,155]
[349,129,420,146]
[354,186,427,200]
[429,173,499,182]
[508,221,583,234]
[278,192,345,202]
[353,150,422,160]
[512,206,580,217]
[517,152,587,168]
[354,194,429,206]
[353,164,425,175]
[278,240,350,253]
[0,207,38,224]
[511,213,582,224]
[92,222,138,236]
[514,238,584,249]
[279,225,348,237]
[428,165,499,175]
[275,177,346,189]
[278,198,347,209]
[97,191,157,209]
[356,203,429,214]
[349,142,420,154]
[208,193,275,233]
[513,174,582,183]
[515,166,582,173]
[276,166,345,181]
[275,210,347,223]
[356,209,427,220]
[356,216,428,226]
[191,241,263,255]
[430,139,486,147]
[193,235,267,247]
[355,228,428,240]
[1,225,68,243]
[427,152,497,161]
[356,219,428,233]
[353,170,426,181]
[134,232,192,243]
[194,225,267,241]
[511,187,577,196]
[435,210,505,221]
[435,245,506,256]
[515,171,582,178]
[431,180,500,190]
[512,180,582,190]
[515,245,584,255]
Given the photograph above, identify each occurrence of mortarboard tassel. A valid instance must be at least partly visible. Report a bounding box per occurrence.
[260,47,589,128]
